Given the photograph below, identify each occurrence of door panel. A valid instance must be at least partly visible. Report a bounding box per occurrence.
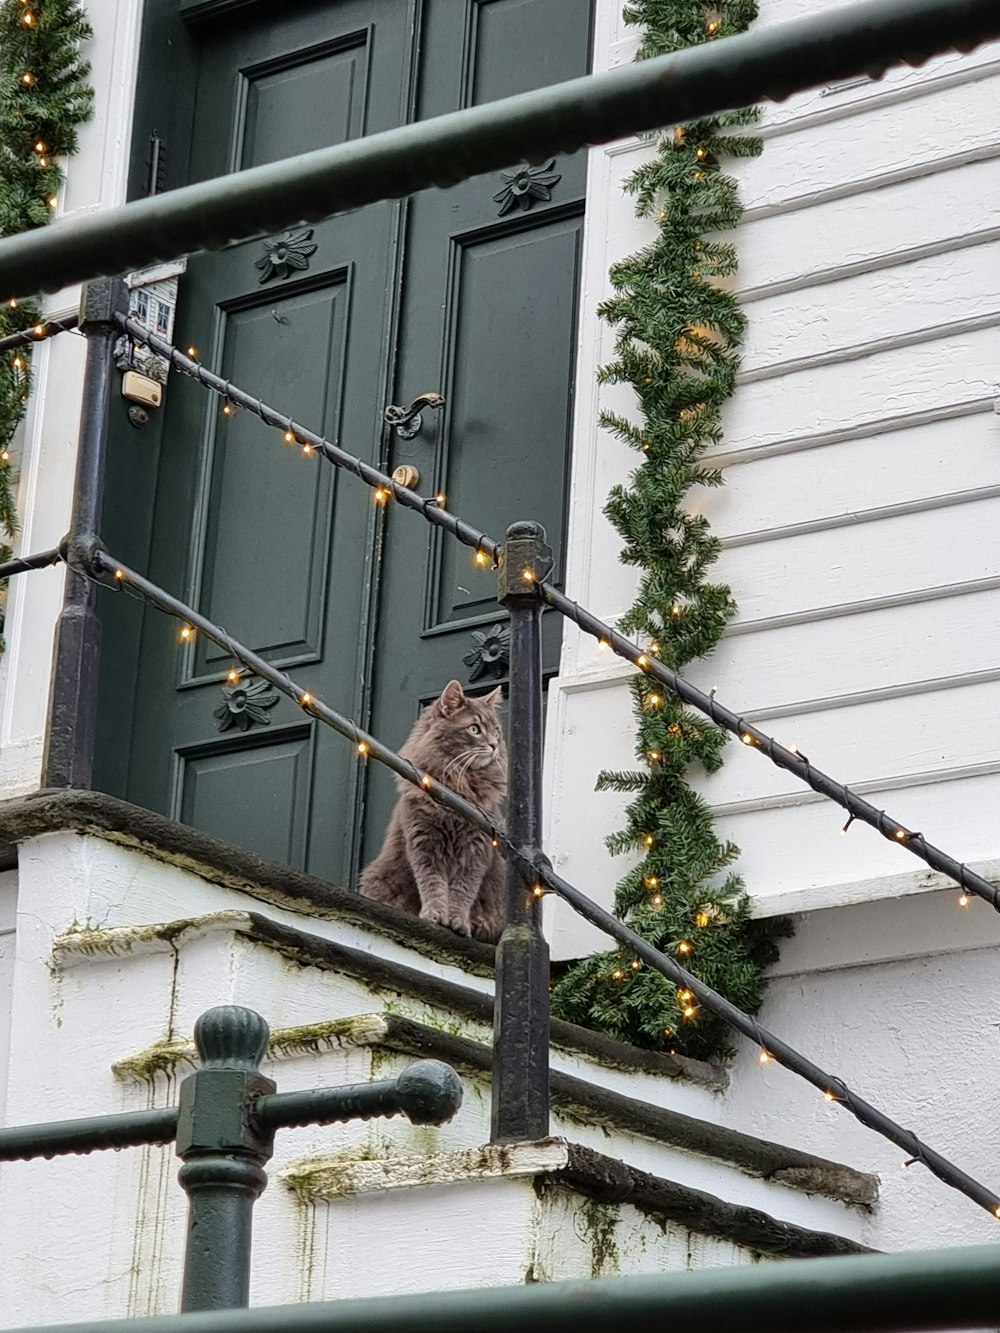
[100,0,593,886]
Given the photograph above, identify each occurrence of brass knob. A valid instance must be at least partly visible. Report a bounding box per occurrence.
[392,464,420,490]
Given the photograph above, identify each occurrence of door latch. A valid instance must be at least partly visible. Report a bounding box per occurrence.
[383,392,445,439]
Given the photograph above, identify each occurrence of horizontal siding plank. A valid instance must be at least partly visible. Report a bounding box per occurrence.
[717,770,1000,905]
[720,327,997,454]
[740,240,1000,377]
[736,158,1000,300]
[734,73,1000,215]
[695,414,1000,541]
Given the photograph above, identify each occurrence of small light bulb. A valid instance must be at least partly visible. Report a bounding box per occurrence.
[637,654,648,668]
[741,732,754,746]
[758,1051,770,1065]
[114,568,124,580]
[532,885,544,898]
[301,692,313,706]
[284,431,295,443]
[421,774,432,788]
[374,488,387,504]
[357,742,368,755]
[707,19,719,33]
[180,626,193,641]
[226,669,239,682]
[630,959,640,970]
[222,402,233,416]
[648,693,661,707]
[34,141,46,154]
[678,941,691,954]
[522,568,535,582]
[12,356,22,369]
[644,834,654,847]
[21,72,33,85]
[302,443,312,455]
[47,195,58,209]
[695,912,709,928]
[435,493,446,505]
[824,1091,835,1102]
[32,324,44,337]
[491,839,499,848]
[652,895,663,906]
[612,968,624,980]
[21,11,33,24]
[683,1005,696,1019]
[671,604,682,616]
[645,877,659,888]
[894,829,907,841]
[0,449,9,463]
[38,157,46,167]
[695,146,707,160]
[679,990,692,1002]
[959,893,970,908]
[8,299,16,308]
[647,750,659,761]
[598,639,610,651]
[649,641,659,654]
[994,1205,1000,1220]
[187,347,197,358]
[475,550,488,566]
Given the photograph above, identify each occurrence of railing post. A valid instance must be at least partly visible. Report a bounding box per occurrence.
[492,520,551,1143]
[175,1006,276,1312]
[41,275,128,788]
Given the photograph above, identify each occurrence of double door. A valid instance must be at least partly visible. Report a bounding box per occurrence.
[97,0,591,884]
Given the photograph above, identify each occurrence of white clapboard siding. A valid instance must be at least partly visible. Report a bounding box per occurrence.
[718,494,1000,626]
[550,0,1000,954]
[733,70,1000,216]
[720,327,997,457]
[693,412,1000,540]
[717,770,1000,908]
[737,156,1000,300]
[686,588,1000,717]
[740,240,1000,377]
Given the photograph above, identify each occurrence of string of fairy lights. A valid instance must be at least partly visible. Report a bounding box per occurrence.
[59,541,998,1223]
[121,312,1000,918]
[0,298,994,1216]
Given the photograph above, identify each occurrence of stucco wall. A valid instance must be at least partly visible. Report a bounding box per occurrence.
[546,0,1000,957]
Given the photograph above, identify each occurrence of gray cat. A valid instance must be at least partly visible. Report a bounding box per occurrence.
[359,680,507,943]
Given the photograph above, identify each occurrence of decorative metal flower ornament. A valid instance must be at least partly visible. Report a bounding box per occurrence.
[255,228,318,284]
[464,623,511,681]
[214,675,280,732]
[492,160,561,216]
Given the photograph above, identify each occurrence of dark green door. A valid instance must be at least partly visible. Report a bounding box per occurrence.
[99,0,591,886]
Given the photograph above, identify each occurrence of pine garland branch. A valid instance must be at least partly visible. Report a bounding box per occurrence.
[551,0,792,1062]
[0,0,93,648]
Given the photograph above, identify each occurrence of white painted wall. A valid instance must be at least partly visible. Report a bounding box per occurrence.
[0,0,143,799]
[545,0,1000,957]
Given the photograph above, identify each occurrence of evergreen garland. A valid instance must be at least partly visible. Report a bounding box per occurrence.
[550,0,791,1062]
[0,0,93,641]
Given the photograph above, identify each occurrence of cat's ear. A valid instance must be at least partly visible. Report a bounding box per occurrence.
[482,686,503,708]
[438,680,465,717]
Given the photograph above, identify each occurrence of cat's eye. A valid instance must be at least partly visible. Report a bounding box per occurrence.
[468,723,482,736]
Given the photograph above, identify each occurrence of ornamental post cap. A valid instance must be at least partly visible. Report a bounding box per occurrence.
[193,1005,270,1071]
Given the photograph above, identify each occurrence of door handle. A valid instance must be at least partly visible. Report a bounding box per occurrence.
[383,391,445,440]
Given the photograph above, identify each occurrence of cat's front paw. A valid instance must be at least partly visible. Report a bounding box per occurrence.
[448,913,472,937]
[419,905,452,930]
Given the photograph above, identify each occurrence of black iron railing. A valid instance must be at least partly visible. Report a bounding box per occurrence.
[0,1004,462,1311]
[0,1,997,1314]
[18,303,989,1221]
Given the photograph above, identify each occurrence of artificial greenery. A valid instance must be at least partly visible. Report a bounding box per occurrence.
[550,0,791,1062]
[0,0,93,640]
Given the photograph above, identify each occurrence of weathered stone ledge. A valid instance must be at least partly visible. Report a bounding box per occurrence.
[280,1137,873,1262]
[58,905,726,1090]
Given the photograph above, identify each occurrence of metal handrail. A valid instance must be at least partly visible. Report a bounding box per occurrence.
[6,1241,1000,1333]
[0,0,997,298]
[84,543,1000,1222]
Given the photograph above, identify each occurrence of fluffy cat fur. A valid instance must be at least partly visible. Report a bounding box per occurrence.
[359,680,507,943]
